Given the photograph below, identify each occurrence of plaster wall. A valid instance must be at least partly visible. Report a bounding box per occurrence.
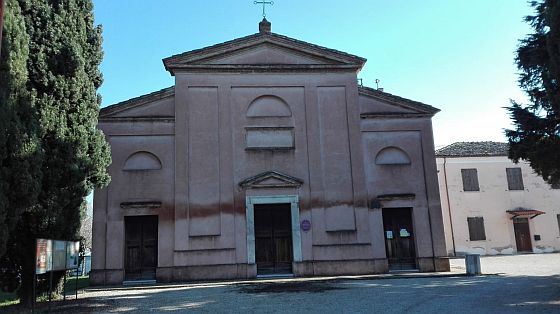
[91,42,449,284]
[359,113,448,260]
[437,156,560,256]
[172,71,368,265]
[91,120,175,283]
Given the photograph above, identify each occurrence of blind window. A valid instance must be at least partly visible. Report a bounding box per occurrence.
[506,168,524,190]
[461,169,480,191]
[467,217,486,241]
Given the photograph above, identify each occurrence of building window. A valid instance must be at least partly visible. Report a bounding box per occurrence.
[467,217,486,241]
[461,169,480,191]
[506,168,524,190]
[557,214,560,235]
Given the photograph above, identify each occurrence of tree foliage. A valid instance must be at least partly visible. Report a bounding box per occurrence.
[0,0,110,304]
[506,0,560,186]
[0,0,40,260]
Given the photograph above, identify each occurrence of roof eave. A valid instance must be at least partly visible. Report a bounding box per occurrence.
[358,85,440,115]
[164,64,363,75]
[162,32,366,75]
[435,154,509,158]
[100,86,175,118]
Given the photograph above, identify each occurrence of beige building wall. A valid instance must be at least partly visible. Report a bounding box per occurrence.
[437,156,560,256]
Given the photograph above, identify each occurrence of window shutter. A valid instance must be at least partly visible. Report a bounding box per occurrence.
[506,168,524,190]
[461,169,480,191]
[467,217,486,241]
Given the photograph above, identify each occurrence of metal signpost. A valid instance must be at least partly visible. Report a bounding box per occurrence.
[65,241,80,300]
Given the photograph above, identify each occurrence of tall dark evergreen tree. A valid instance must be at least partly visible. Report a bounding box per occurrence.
[506,0,560,186]
[0,0,110,305]
[0,0,41,261]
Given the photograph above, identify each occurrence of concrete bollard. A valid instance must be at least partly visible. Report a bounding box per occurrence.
[465,254,481,276]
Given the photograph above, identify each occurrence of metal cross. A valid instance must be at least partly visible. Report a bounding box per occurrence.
[254,1,274,18]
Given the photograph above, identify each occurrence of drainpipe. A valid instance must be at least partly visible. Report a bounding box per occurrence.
[443,157,457,256]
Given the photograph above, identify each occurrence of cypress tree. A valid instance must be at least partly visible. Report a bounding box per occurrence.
[0,0,41,261]
[1,0,111,304]
[506,0,560,186]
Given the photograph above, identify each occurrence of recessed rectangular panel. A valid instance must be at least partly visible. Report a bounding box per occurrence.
[188,87,221,236]
[317,86,356,231]
[246,128,294,149]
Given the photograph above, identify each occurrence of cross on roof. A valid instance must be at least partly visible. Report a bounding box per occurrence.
[254,0,274,18]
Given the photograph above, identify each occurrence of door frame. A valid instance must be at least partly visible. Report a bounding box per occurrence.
[382,207,418,270]
[246,195,302,265]
[513,217,533,252]
[124,215,158,280]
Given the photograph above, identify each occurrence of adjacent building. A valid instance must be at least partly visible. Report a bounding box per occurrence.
[436,142,560,256]
[91,19,449,285]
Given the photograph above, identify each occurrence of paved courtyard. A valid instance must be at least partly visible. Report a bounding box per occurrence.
[59,253,560,313]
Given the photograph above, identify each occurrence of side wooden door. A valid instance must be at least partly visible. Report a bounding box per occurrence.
[383,208,417,271]
[513,218,532,252]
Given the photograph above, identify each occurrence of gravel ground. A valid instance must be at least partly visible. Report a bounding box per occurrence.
[450,252,560,276]
[43,253,560,313]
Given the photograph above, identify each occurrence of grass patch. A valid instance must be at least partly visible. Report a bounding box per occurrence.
[0,275,88,310]
[0,291,19,307]
[64,275,89,293]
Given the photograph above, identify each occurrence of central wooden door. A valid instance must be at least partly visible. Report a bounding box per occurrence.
[254,204,293,275]
[513,218,532,252]
[125,215,158,281]
[383,208,417,271]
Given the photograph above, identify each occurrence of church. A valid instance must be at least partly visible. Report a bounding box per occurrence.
[91,18,449,285]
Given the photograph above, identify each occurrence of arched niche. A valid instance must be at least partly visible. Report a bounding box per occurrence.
[246,95,292,117]
[123,151,162,170]
[375,147,411,165]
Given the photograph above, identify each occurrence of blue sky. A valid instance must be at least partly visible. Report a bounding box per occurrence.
[92,0,532,147]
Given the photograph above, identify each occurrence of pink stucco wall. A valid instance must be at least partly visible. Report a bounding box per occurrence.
[91,31,448,285]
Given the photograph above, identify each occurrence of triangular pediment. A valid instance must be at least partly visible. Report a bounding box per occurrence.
[100,87,175,120]
[239,171,303,189]
[163,32,366,74]
[198,43,336,65]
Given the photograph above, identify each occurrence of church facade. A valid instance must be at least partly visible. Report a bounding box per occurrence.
[91,19,449,285]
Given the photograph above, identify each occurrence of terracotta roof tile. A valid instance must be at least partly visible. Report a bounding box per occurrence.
[436,141,509,157]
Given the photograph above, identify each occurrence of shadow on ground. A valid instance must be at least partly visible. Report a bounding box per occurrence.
[3,274,559,313]
[1,298,116,313]
[237,280,344,294]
